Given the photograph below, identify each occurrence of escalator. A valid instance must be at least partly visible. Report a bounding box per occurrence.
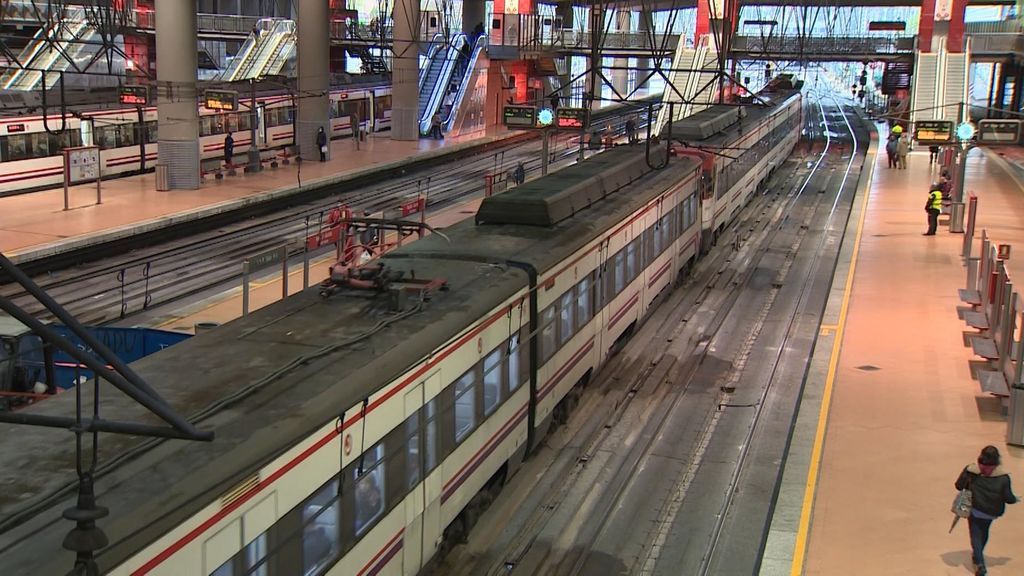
[0,9,95,91]
[442,37,484,133]
[418,34,445,89]
[419,34,466,135]
[220,19,295,82]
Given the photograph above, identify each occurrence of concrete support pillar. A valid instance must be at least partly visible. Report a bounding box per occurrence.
[611,10,630,98]
[462,0,485,36]
[391,0,420,140]
[296,0,330,161]
[156,0,199,190]
[635,11,651,93]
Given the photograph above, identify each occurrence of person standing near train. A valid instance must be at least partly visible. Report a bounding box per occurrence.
[223,133,234,167]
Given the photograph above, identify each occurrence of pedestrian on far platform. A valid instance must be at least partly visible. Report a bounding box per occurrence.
[955,446,1017,576]
[316,127,328,162]
[223,133,234,167]
[929,145,940,165]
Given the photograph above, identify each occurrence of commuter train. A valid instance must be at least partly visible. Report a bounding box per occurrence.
[0,83,802,576]
[0,85,392,195]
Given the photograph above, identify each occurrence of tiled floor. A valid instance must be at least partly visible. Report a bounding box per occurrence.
[802,144,1024,575]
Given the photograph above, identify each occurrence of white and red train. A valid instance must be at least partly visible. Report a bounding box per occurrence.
[0,83,802,576]
[0,85,392,195]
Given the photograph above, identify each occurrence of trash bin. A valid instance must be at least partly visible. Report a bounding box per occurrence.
[155,163,169,191]
[949,202,965,233]
[1008,385,1024,446]
[194,322,219,334]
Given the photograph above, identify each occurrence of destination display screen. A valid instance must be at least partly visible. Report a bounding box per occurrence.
[556,108,587,129]
[914,120,953,144]
[881,61,912,94]
[503,105,537,128]
[119,85,149,105]
[204,89,239,112]
[978,120,1021,144]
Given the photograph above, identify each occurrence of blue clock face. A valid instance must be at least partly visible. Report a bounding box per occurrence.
[538,108,554,126]
[957,122,976,141]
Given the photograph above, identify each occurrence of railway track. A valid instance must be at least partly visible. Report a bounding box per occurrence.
[0,103,656,326]
[426,90,867,576]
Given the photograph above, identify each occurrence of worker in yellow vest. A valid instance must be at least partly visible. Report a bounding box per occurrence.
[924,183,943,236]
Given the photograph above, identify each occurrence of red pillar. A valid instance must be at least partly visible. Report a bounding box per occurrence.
[919,0,935,53]
[947,0,968,53]
[695,0,710,44]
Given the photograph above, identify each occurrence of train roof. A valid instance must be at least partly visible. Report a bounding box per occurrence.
[0,147,700,574]
[660,87,801,145]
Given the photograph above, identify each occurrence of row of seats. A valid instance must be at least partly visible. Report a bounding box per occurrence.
[200,146,296,180]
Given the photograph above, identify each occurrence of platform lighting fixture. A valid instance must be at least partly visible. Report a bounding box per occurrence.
[537,108,554,127]
[956,122,976,141]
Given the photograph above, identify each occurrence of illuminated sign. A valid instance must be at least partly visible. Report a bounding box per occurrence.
[6,123,25,133]
[956,122,976,141]
[868,21,906,31]
[913,120,953,144]
[119,85,149,105]
[503,105,536,128]
[978,120,1021,144]
[203,89,239,112]
[556,108,587,129]
[537,108,554,126]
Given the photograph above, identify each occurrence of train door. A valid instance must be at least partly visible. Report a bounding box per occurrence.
[256,105,267,147]
[79,117,94,146]
[405,371,443,573]
[595,240,608,363]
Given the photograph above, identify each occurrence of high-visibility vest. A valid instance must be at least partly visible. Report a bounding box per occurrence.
[929,189,943,210]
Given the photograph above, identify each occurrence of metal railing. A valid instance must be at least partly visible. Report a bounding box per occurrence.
[732,35,915,57]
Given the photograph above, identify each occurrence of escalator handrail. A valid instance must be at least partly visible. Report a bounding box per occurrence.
[418,33,446,90]
[443,37,484,131]
[419,34,466,134]
[6,16,87,90]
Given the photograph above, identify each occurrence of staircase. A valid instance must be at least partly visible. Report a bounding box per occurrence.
[655,36,721,135]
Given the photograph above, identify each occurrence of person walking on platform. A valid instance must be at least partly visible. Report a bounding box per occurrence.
[897,134,910,169]
[955,446,1017,575]
[625,116,638,145]
[513,162,525,186]
[430,111,443,140]
[929,145,940,165]
[223,133,234,167]
[316,127,328,162]
[924,183,943,235]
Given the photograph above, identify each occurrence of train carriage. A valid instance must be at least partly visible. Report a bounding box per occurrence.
[0,85,392,195]
[0,87,802,576]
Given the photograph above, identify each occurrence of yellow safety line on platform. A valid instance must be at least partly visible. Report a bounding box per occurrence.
[789,148,875,576]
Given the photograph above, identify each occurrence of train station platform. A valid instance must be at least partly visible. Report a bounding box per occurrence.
[762,133,1024,575]
[0,129,519,265]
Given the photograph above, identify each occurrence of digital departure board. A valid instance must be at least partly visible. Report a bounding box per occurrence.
[914,120,953,144]
[503,105,537,128]
[119,85,149,105]
[203,89,239,112]
[556,108,587,129]
[881,61,912,95]
[978,120,1021,144]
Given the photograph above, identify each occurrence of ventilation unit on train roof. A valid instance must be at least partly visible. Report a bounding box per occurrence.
[474,148,651,227]
[661,105,747,141]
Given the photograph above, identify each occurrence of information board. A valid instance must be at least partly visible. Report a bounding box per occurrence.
[66,146,100,183]
[556,108,587,129]
[204,89,239,111]
[914,120,953,144]
[881,61,912,95]
[978,120,1021,144]
[503,105,537,128]
[119,85,149,105]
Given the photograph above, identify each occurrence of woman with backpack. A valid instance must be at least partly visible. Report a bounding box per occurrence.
[955,446,1018,575]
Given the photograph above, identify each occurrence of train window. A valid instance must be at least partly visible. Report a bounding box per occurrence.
[353,444,385,537]
[144,121,158,144]
[577,275,591,326]
[483,348,502,416]
[652,222,662,255]
[237,113,251,132]
[559,291,574,346]
[540,305,557,362]
[424,398,439,473]
[121,124,137,147]
[506,333,522,393]
[302,478,341,575]
[454,370,476,443]
[200,115,216,137]
[613,251,625,295]
[406,411,420,489]
[627,242,638,281]
[244,534,268,576]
